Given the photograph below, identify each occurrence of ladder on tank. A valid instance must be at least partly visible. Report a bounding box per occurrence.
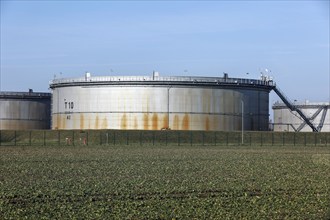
[273,86,318,132]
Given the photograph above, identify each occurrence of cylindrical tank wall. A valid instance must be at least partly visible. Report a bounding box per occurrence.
[273,102,330,132]
[51,85,270,131]
[0,93,51,130]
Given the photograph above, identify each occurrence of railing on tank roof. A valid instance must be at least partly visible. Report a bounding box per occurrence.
[50,75,275,87]
[273,101,330,108]
[0,91,51,97]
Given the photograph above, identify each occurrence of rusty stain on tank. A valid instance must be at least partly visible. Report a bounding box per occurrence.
[205,117,210,131]
[134,117,138,129]
[121,114,127,129]
[102,117,108,129]
[152,113,158,130]
[163,115,169,129]
[143,113,149,130]
[182,114,189,130]
[95,115,99,129]
[173,115,179,130]
[80,114,84,130]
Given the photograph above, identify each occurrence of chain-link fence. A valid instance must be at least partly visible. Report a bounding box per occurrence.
[0,130,329,147]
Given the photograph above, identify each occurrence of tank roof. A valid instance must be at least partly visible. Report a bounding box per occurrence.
[0,91,51,99]
[273,101,330,109]
[49,74,275,90]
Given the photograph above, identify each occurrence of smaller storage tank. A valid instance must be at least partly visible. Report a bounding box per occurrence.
[0,90,51,130]
[273,101,330,132]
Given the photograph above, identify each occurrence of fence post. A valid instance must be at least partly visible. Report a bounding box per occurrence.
[249,133,252,146]
[238,132,241,146]
[113,131,116,146]
[29,131,32,146]
[165,131,168,146]
[152,131,155,146]
[326,134,328,146]
[58,130,60,146]
[87,131,89,146]
[325,135,329,146]
[43,130,46,146]
[261,133,263,146]
[226,132,229,146]
[314,133,317,146]
[190,131,193,146]
[214,131,217,146]
[202,132,205,146]
[72,131,75,146]
[14,130,17,146]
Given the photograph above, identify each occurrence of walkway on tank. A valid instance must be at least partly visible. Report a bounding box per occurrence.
[49,75,275,89]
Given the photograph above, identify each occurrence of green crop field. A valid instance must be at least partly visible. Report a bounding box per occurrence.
[1,144,330,219]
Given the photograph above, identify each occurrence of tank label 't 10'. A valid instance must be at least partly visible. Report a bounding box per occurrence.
[64,101,74,109]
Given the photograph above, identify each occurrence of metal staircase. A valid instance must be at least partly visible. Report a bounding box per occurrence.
[273,86,318,132]
[317,107,328,132]
[296,106,324,131]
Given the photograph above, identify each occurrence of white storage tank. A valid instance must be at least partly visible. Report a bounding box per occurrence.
[0,90,51,130]
[49,73,274,131]
[273,101,330,132]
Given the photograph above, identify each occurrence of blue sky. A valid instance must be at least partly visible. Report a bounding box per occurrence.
[1,1,329,105]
